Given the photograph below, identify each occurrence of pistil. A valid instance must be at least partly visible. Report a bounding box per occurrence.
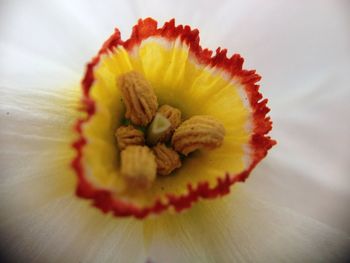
[146,113,171,146]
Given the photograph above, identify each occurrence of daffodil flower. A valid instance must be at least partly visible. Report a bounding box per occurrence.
[72,17,275,218]
[1,1,349,262]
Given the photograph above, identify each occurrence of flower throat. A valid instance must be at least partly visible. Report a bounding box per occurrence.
[115,70,225,189]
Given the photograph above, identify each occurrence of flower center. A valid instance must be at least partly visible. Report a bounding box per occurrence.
[115,70,225,190]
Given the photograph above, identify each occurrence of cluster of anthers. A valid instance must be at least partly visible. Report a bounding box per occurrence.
[115,71,226,189]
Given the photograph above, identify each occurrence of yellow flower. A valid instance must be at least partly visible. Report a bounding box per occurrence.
[1,2,349,262]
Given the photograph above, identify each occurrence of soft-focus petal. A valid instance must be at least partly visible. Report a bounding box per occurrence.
[144,187,349,263]
[1,196,144,262]
[0,73,79,213]
[232,0,350,234]
[1,0,99,72]
[247,77,350,234]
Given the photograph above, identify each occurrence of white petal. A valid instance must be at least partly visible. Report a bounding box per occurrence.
[0,82,76,216]
[247,77,350,234]
[1,195,145,262]
[247,13,350,234]
[0,0,137,72]
[144,187,349,263]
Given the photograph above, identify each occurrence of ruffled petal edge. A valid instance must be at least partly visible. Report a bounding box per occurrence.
[72,18,276,218]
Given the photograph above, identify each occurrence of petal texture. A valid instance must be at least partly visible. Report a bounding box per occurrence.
[144,188,349,263]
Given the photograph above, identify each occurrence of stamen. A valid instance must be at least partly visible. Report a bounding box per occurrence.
[172,115,225,155]
[118,71,158,126]
[120,145,156,189]
[152,144,181,176]
[115,125,145,150]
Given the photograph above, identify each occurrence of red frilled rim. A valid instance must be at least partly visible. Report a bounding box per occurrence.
[72,18,276,218]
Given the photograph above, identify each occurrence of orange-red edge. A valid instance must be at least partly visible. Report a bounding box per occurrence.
[71,18,276,218]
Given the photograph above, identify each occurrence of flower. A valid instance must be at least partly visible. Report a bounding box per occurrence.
[72,17,276,218]
[1,1,349,262]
